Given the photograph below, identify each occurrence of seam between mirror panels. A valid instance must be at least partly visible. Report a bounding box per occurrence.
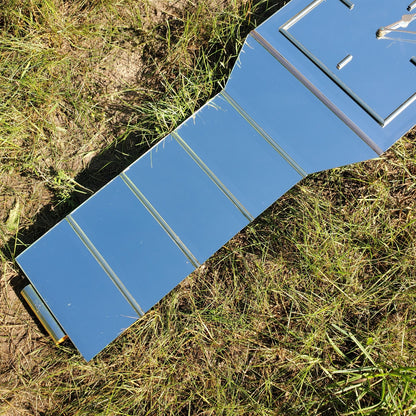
[171,131,254,222]
[119,172,201,268]
[65,215,145,316]
[219,90,307,178]
[250,30,383,156]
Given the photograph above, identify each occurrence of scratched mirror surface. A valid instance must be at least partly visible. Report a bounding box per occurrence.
[70,176,195,313]
[17,220,139,361]
[175,94,302,218]
[225,35,378,174]
[123,135,249,263]
[256,0,416,150]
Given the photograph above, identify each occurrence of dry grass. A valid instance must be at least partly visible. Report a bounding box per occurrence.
[1,0,415,415]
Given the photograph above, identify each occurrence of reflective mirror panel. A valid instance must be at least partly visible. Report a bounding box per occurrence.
[124,135,249,263]
[176,94,302,218]
[16,220,139,361]
[255,0,416,150]
[71,176,195,313]
[225,35,377,173]
[282,0,415,123]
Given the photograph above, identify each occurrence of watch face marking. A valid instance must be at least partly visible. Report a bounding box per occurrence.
[340,0,354,10]
[336,54,353,70]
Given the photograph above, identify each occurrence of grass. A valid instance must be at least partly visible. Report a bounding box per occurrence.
[0,0,415,414]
